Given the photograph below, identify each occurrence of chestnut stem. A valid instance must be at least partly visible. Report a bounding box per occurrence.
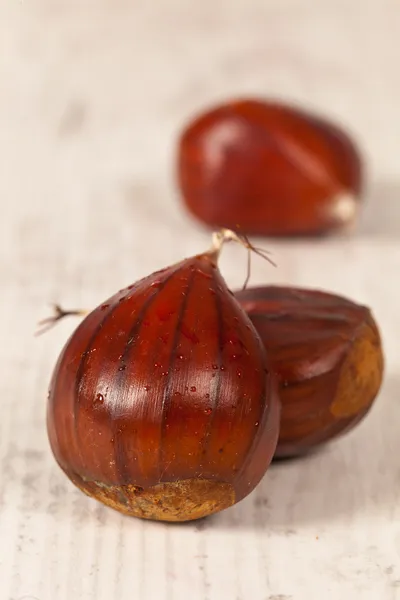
[208,228,241,258]
[208,228,276,289]
[36,304,89,336]
[37,230,276,335]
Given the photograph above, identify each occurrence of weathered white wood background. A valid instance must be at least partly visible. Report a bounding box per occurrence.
[1,1,399,599]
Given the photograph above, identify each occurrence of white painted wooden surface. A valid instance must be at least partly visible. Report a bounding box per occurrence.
[1,1,399,599]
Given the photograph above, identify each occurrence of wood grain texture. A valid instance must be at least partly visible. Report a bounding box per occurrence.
[1,1,400,599]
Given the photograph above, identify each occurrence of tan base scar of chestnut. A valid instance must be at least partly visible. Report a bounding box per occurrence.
[73,476,235,522]
[330,320,384,419]
[322,192,359,230]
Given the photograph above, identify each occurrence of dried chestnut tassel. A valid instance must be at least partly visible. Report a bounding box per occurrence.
[46,231,280,521]
[235,286,384,458]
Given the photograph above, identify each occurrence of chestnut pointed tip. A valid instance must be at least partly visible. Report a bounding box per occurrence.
[324,192,359,229]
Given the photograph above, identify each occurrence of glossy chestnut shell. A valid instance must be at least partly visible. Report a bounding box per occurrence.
[235,286,383,457]
[177,98,362,236]
[47,252,280,521]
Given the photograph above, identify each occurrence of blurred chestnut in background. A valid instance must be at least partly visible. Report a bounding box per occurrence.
[177,99,363,236]
[235,286,383,457]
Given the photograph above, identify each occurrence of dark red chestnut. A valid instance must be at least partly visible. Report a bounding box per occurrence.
[177,99,362,236]
[46,231,280,521]
[235,286,383,457]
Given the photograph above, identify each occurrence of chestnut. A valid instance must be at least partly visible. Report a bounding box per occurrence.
[46,231,280,521]
[177,98,362,236]
[235,286,384,457]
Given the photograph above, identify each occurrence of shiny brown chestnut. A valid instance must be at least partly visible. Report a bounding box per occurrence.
[177,98,362,236]
[235,286,383,457]
[46,231,280,522]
